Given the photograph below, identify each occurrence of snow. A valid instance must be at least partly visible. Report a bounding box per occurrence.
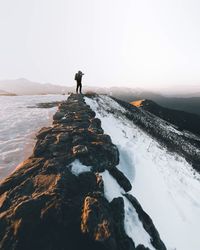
[85,95,200,250]
[70,159,91,176]
[102,170,155,249]
[101,169,125,201]
[0,95,68,180]
[165,125,183,135]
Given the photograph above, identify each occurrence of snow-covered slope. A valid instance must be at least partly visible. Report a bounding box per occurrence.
[85,95,200,250]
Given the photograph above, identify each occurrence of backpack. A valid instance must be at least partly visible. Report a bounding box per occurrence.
[75,72,82,82]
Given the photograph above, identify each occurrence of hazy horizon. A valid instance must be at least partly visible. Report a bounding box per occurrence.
[1,0,200,93]
[1,77,200,96]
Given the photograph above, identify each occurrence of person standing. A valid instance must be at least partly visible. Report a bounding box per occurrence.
[75,70,84,94]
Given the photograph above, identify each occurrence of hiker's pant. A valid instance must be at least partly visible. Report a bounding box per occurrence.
[76,81,82,93]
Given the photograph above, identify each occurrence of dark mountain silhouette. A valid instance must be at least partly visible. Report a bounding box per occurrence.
[157,97,200,116]
[113,92,200,116]
[130,99,200,136]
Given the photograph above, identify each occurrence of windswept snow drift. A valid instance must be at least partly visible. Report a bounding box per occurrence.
[85,95,200,250]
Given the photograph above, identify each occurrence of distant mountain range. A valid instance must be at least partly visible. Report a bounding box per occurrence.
[0,78,164,99]
[0,78,199,115]
[0,78,71,95]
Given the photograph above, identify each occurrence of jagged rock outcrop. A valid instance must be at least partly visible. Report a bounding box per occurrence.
[0,94,166,250]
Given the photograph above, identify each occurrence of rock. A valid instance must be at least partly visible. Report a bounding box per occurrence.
[32,101,61,109]
[78,172,99,194]
[81,193,117,249]
[56,132,70,143]
[72,145,88,156]
[78,143,119,172]
[36,127,52,140]
[87,110,96,119]
[95,173,104,192]
[72,135,84,145]
[90,118,102,128]
[96,134,112,143]
[32,140,50,158]
[110,198,135,250]
[53,111,65,120]
[136,245,150,250]
[88,117,104,134]
[88,126,104,134]
[48,143,62,153]
[109,168,132,192]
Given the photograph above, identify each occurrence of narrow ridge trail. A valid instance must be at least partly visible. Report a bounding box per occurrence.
[0,94,166,250]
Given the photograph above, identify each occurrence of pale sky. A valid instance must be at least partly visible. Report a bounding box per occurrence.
[0,0,200,91]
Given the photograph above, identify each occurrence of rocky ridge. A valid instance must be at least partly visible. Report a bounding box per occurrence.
[130,99,200,137]
[0,94,166,250]
[111,97,200,172]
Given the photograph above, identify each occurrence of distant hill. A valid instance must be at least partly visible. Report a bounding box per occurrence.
[0,89,16,96]
[131,99,200,136]
[114,91,200,116]
[157,97,200,116]
[0,78,72,95]
[174,92,200,98]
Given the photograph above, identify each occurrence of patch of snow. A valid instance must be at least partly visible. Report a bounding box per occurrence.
[70,160,91,176]
[100,95,127,113]
[101,169,125,201]
[85,95,200,250]
[91,94,127,116]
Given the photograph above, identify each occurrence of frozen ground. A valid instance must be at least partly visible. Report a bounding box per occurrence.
[0,95,68,180]
[85,95,200,250]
